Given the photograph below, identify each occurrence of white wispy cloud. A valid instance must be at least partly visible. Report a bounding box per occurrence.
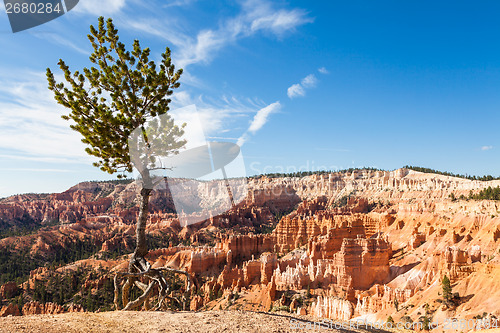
[301,74,317,88]
[237,101,281,146]
[0,1,306,178]
[481,146,493,151]
[0,68,266,189]
[287,83,305,98]
[73,0,126,16]
[126,19,187,47]
[287,73,319,99]
[248,6,311,35]
[248,102,281,133]
[170,90,267,147]
[124,0,312,69]
[177,29,228,68]
[0,69,94,162]
[318,67,329,74]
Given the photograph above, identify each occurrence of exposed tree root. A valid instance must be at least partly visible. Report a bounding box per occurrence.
[113,256,192,311]
[113,180,193,311]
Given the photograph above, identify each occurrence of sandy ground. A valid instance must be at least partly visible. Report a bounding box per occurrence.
[0,310,386,333]
[2,310,499,333]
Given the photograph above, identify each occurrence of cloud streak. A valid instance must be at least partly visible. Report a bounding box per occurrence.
[481,146,493,151]
[0,69,94,162]
[287,74,317,99]
[248,102,281,133]
[301,74,317,88]
[123,0,312,69]
[170,90,261,139]
[318,67,329,74]
[0,68,271,172]
[287,84,305,98]
[287,68,327,99]
[237,101,281,146]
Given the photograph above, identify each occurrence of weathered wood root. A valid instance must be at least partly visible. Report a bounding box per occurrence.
[113,262,192,311]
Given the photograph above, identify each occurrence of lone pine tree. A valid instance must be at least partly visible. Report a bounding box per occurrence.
[47,16,191,311]
[442,275,452,302]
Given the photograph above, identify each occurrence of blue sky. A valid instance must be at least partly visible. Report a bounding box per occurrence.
[0,0,499,197]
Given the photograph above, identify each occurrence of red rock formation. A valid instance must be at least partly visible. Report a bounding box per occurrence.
[67,304,84,312]
[310,296,353,321]
[275,208,387,254]
[190,295,203,311]
[260,276,276,311]
[218,234,275,263]
[439,246,474,281]
[148,246,227,275]
[0,303,21,317]
[187,248,227,274]
[332,237,391,290]
[272,237,391,292]
[22,301,65,315]
[355,284,414,317]
[0,282,18,299]
[408,227,426,250]
[470,245,481,262]
[245,182,300,210]
[215,252,277,291]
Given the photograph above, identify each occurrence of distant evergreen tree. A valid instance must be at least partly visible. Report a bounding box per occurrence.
[442,275,452,302]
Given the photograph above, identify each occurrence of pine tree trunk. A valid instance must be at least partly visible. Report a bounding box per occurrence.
[130,172,153,272]
[135,187,152,258]
[115,173,192,311]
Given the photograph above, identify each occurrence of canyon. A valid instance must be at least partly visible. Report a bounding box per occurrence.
[0,168,499,329]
